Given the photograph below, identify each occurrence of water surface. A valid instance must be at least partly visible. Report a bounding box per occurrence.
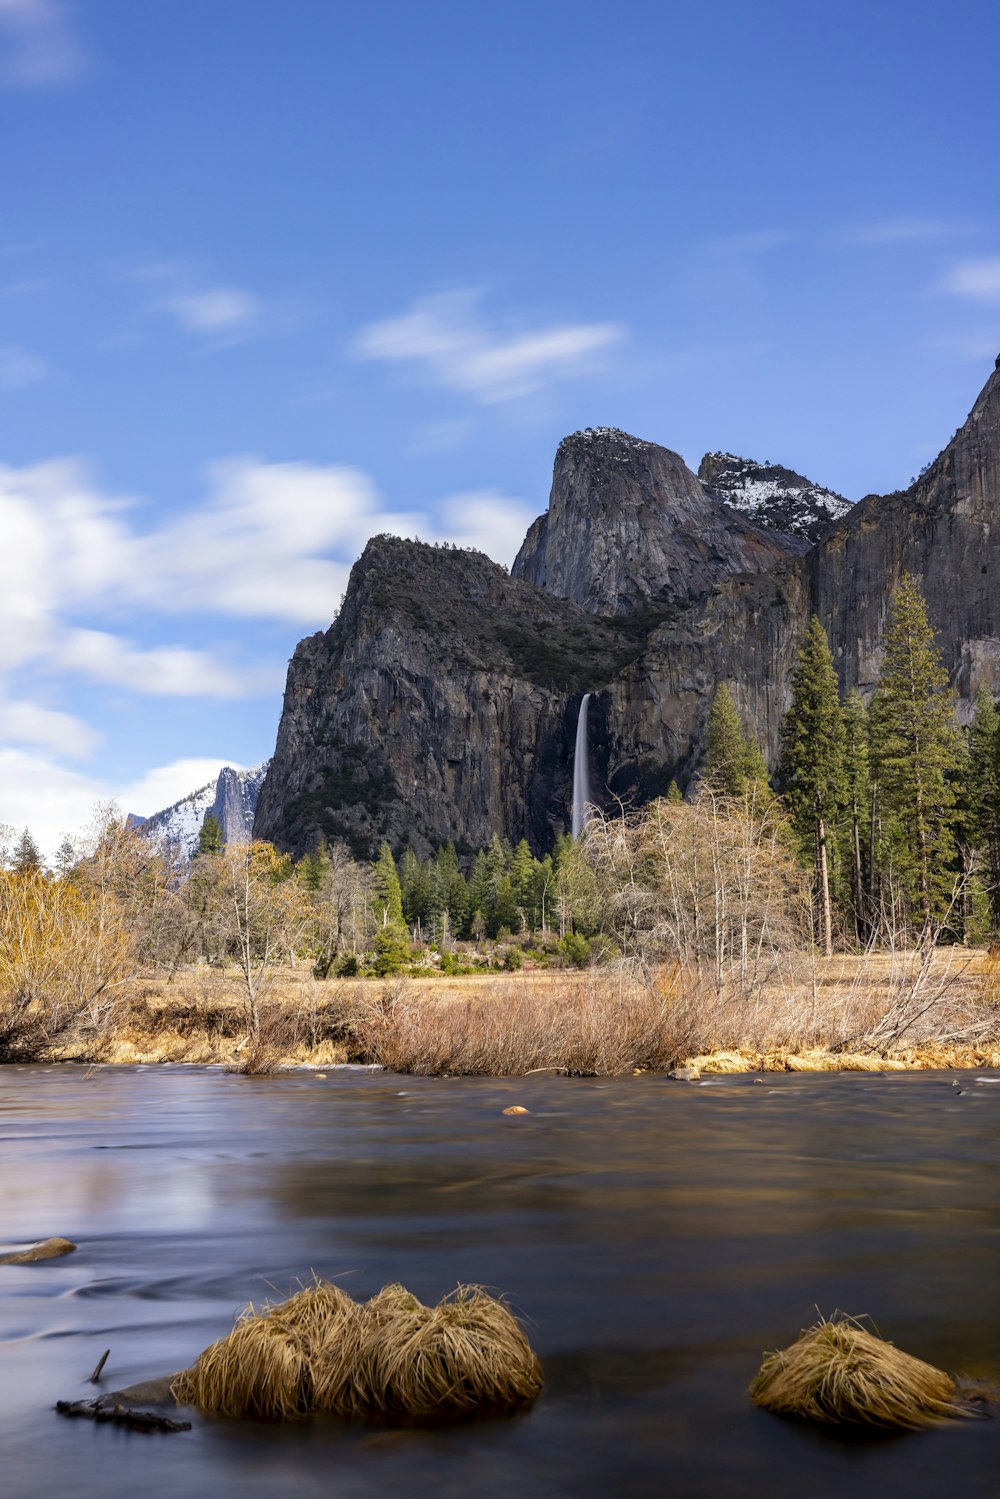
[2,1065,998,1498]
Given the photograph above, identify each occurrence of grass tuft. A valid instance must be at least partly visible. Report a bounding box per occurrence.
[749,1315,968,1429]
[173,1278,541,1423]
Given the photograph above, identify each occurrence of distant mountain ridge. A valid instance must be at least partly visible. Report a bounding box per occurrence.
[253,360,1000,860]
[697,451,853,544]
[137,762,269,858]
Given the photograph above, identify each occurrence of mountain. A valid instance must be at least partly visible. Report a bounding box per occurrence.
[255,361,1000,860]
[697,451,852,544]
[512,427,800,614]
[140,762,269,858]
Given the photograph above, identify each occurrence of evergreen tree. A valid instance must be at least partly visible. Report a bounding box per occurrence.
[54,835,78,877]
[398,847,430,933]
[967,686,1000,935]
[372,842,405,928]
[701,683,770,796]
[197,813,223,857]
[870,573,962,932]
[840,689,872,940]
[778,616,846,955]
[13,827,41,873]
[666,780,684,804]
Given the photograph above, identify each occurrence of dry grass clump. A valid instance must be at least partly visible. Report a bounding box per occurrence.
[171,1278,356,1419]
[172,1278,541,1424]
[749,1316,967,1429]
[316,1283,542,1419]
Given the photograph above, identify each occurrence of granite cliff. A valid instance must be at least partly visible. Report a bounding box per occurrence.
[256,362,1000,859]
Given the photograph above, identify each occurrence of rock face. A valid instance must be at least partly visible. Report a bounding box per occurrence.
[511,427,800,615]
[257,363,1000,859]
[253,538,645,857]
[698,451,852,544]
[139,762,269,857]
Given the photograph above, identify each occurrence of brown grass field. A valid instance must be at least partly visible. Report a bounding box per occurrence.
[47,947,1000,1075]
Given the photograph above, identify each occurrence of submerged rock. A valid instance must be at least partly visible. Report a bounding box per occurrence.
[0,1236,77,1263]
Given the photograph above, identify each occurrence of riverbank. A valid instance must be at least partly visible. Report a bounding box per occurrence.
[39,949,1000,1075]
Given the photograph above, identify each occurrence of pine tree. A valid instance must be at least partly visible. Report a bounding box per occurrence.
[398,848,430,932]
[701,683,770,796]
[666,780,684,804]
[870,573,962,932]
[13,827,42,873]
[778,616,846,955]
[841,689,872,940]
[967,686,1000,935]
[198,813,223,857]
[372,842,405,928]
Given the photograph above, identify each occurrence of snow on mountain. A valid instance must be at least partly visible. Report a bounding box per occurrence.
[698,452,853,545]
[138,761,270,858]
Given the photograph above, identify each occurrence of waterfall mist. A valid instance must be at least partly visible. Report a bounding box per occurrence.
[571,693,592,839]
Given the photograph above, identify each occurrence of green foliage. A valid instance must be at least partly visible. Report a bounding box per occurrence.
[779,618,847,834]
[701,683,770,796]
[557,932,591,968]
[373,923,410,976]
[870,573,962,929]
[197,814,224,857]
[373,842,405,928]
[666,780,684,804]
[968,686,1000,934]
[840,689,872,938]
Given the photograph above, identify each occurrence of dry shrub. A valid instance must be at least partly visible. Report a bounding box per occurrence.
[749,1315,967,1429]
[171,1279,356,1419]
[357,971,694,1076]
[173,1278,541,1424]
[315,1283,542,1420]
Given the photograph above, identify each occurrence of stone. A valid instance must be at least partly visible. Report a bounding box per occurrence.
[668,1066,701,1082]
[0,1236,77,1263]
[501,1105,530,1115]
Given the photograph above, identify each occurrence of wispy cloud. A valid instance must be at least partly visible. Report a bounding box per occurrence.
[0,344,48,387]
[703,229,793,257]
[0,0,85,86]
[165,287,262,336]
[939,257,1000,305]
[354,289,625,404]
[123,260,265,345]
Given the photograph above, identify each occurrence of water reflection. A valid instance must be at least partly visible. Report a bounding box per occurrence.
[1,1066,998,1499]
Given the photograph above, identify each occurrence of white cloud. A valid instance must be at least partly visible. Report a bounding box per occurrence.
[166,287,261,335]
[354,289,625,404]
[61,629,261,698]
[0,0,84,85]
[0,699,98,757]
[435,491,539,566]
[939,258,1000,305]
[0,344,48,387]
[0,750,245,861]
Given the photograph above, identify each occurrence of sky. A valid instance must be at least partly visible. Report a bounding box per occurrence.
[2,0,1000,855]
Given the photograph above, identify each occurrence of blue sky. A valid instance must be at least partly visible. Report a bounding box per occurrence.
[2,0,1000,853]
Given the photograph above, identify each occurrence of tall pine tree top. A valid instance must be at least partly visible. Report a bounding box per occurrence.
[701,682,770,796]
[870,572,961,925]
[778,615,846,834]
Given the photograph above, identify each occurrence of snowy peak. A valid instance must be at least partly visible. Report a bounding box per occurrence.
[139,761,270,858]
[698,452,853,545]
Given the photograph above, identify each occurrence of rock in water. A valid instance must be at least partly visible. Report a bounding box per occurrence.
[0,1236,77,1263]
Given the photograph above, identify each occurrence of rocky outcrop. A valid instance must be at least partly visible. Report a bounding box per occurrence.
[253,539,647,857]
[139,762,269,857]
[511,427,800,615]
[698,452,852,545]
[258,363,1000,859]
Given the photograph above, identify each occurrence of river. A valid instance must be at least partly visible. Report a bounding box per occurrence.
[2,1065,998,1498]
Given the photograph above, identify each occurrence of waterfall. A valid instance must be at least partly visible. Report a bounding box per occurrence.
[571,693,592,839]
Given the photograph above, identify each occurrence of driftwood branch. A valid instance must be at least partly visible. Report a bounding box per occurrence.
[89,1349,110,1384]
[55,1399,190,1433]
